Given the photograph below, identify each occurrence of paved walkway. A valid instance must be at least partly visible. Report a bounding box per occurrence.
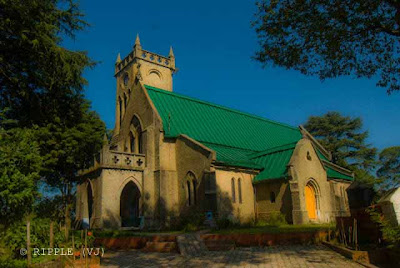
[176,232,208,256]
[101,245,364,268]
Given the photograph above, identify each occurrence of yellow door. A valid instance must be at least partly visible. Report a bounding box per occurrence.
[305,185,317,219]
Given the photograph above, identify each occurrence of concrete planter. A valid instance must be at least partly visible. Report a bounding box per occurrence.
[201,231,328,247]
[94,235,177,250]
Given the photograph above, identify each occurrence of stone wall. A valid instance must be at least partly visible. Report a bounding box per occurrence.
[255,180,293,223]
[215,168,256,223]
[288,138,351,224]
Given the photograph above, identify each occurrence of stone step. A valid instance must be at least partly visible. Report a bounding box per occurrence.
[176,233,208,256]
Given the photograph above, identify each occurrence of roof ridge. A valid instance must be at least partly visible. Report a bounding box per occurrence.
[145,85,299,132]
[249,142,297,159]
[201,141,260,153]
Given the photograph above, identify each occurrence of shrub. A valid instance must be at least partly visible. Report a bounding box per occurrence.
[257,212,287,226]
[216,216,241,229]
[368,207,400,247]
[169,209,205,231]
[3,218,64,259]
[0,257,26,268]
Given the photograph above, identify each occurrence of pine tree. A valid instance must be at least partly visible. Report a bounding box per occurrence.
[304,112,377,184]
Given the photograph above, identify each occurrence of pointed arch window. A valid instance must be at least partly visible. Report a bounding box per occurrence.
[129,131,135,153]
[124,93,128,110]
[185,172,196,207]
[130,116,143,154]
[231,178,236,203]
[187,181,192,206]
[118,96,123,127]
[238,178,242,204]
[193,180,197,205]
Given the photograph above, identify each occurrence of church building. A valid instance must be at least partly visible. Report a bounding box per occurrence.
[76,36,353,229]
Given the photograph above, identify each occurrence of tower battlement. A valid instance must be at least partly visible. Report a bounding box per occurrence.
[115,48,175,76]
[114,35,176,92]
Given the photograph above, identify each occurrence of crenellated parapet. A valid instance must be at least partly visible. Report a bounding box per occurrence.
[115,34,175,76]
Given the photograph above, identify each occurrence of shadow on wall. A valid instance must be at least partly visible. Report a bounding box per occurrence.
[103,209,121,229]
[280,185,293,224]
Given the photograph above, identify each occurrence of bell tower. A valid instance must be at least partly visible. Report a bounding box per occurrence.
[114,34,176,92]
[113,35,176,134]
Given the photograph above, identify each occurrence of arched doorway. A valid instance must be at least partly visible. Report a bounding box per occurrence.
[305,182,318,220]
[120,181,141,227]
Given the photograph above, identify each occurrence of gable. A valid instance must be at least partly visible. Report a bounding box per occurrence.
[145,85,353,182]
[145,85,302,151]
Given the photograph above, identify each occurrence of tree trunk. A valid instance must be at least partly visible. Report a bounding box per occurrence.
[64,183,72,240]
[50,221,54,248]
[27,220,31,266]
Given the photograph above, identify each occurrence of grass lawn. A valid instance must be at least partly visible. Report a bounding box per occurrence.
[93,229,184,238]
[211,223,335,235]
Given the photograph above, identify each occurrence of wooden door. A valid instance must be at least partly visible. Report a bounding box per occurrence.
[305,185,317,219]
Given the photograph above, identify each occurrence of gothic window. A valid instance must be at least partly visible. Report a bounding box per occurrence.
[118,97,123,127]
[231,178,236,203]
[270,191,276,203]
[124,93,128,110]
[185,172,196,207]
[123,73,129,86]
[193,180,197,205]
[129,131,135,153]
[238,178,242,204]
[130,116,143,154]
[187,181,192,206]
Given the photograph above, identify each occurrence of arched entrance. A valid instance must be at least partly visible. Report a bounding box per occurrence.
[120,181,141,227]
[305,182,318,220]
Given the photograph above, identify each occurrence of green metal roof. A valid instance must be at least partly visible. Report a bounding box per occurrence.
[326,166,354,181]
[202,142,262,169]
[145,85,353,182]
[145,85,302,152]
[251,143,296,183]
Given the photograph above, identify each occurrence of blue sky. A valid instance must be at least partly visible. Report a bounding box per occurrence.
[65,0,399,150]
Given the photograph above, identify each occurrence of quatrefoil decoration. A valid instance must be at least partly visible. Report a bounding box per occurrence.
[137,158,143,166]
[125,157,132,165]
[112,155,119,164]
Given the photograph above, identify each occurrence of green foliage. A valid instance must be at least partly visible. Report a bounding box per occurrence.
[257,212,287,226]
[37,104,105,188]
[35,196,65,223]
[70,230,95,249]
[0,0,105,230]
[3,218,64,259]
[368,207,400,247]
[304,111,377,184]
[0,0,94,126]
[253,0,400,94]
[0,127,43,227]
[377,146,400,190]
[170,210,206,231]
[216,217,237,229]
[0,257,26,268]
[35,102,105,236]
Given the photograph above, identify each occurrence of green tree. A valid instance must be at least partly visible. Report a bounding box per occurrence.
[304,112,377,183]
[0,0,93,126]
[0,126,43,228]
[377,146,400,190]
[253,0,400,94]
[36,102,105,235]
[0,0,105,233]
